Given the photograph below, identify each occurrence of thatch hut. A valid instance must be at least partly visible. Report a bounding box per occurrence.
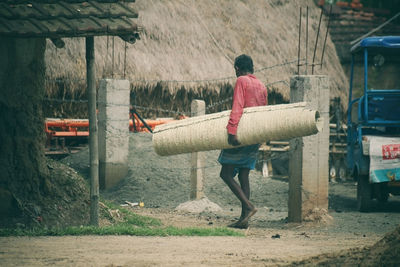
[45,0,349,118]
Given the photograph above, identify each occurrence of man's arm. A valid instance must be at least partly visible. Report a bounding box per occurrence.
[227,78,246,146]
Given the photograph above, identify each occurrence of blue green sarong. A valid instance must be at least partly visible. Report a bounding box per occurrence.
[218,144,260,176]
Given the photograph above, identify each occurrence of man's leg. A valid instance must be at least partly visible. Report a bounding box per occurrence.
[220,165,256,227]
[238,168,251,220]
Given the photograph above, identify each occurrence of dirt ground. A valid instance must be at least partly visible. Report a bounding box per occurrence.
[1,132,400,266]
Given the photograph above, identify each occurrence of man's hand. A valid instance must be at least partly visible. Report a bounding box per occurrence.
[228,134,241,146]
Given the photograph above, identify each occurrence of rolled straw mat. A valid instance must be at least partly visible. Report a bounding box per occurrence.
[152,102,323,156]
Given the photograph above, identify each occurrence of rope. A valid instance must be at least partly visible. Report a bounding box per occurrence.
[130,59,301,84]
[128,152,290,171]
[45,58,300,85]
[43,78,291,118]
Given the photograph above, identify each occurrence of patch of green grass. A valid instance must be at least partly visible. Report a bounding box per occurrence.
[161,226,243,237]
[124,212,162,227]
[0,225,242,237]
[100,199,162,227]
[0,201,243,237]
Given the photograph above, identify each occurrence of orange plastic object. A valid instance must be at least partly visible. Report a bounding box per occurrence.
[350,2,363,9]
[129,115,175,133]
[45,116,184,138]
[336,1,349,7]
[45,119,90,139]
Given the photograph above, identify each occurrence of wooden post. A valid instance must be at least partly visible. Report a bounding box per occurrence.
[86,36,99,226]
[190,100,205,200]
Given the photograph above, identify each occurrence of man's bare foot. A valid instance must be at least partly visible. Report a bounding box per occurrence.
[227,220,249,229]
[240,206,257,225]
[228,205,257,229]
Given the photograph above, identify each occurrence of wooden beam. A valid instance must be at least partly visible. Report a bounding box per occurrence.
[86,36,99,227]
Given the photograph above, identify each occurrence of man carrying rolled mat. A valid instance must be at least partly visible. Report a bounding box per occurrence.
[218,54,268,229]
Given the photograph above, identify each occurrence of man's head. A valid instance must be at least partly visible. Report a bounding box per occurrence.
[234,54,254,77]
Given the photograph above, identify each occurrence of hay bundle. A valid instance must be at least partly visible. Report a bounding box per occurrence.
[153,102,322,156]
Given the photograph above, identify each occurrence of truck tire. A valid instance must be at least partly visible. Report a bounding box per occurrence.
[357,175,372,212]
[376,183,389,203]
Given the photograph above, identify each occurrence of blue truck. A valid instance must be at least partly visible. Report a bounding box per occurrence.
[347,36,400,211]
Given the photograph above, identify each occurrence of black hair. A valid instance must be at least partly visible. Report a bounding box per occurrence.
[234,54,254,74]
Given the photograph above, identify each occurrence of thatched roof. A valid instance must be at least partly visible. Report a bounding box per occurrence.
[45,0,349,105]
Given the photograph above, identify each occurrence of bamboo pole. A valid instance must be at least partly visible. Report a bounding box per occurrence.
[86,36,99,227]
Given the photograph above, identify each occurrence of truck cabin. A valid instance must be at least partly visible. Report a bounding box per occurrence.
[347,36,400,137]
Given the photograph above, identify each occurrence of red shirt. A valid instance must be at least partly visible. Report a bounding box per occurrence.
[227,74,268,135]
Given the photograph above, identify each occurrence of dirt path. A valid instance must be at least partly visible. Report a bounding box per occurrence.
[2,132,399,266]
[1,205,399,266]
[0,227,381,267]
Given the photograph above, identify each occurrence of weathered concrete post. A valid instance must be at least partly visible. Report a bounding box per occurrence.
[288,75,330,222]
[98,79,130,189]
[190,100,205,200]
[175,99,222,213]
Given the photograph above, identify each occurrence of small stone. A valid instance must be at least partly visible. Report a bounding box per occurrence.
[271,234,281,239]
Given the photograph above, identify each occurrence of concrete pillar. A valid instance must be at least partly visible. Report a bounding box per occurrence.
[98,79,131,189]
[288,75,330,222]
[190,100,205,200]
